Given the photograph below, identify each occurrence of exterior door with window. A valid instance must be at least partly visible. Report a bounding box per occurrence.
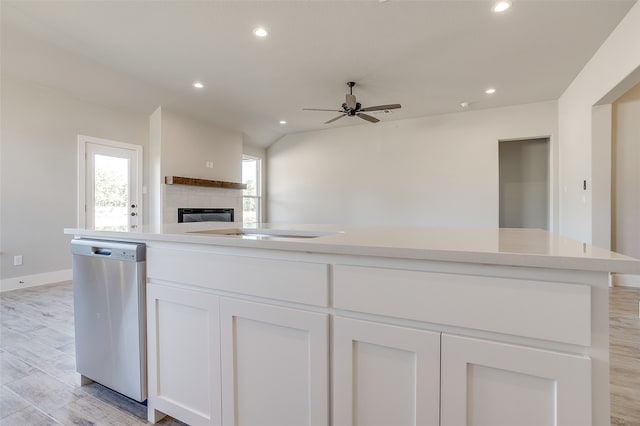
[79,136,142,231]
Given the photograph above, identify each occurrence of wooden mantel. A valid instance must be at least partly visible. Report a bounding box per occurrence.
[164,176,247,190]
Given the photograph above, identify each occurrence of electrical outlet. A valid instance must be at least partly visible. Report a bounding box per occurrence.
[13,255,23,266]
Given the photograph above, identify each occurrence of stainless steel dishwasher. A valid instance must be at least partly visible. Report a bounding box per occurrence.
[71,239,147,402]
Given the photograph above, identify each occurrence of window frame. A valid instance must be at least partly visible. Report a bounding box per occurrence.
[242,155,262,225]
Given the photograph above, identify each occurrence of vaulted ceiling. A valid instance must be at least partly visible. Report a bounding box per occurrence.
[1,1,635,147]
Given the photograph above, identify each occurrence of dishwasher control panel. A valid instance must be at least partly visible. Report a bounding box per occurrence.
[98,249,138,261]
[71,239,146,262]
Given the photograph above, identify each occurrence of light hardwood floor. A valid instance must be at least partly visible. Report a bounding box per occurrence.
[0,281,184,425]
[1,281,639,425]
[610,285,640,426]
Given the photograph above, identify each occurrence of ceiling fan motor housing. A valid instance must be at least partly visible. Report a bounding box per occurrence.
[303,81,401,124]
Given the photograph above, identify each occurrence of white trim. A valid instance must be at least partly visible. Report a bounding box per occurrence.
[77,134,143,229]
[612,273,640,288]
[1,269,72,293]
[78,137,87,228]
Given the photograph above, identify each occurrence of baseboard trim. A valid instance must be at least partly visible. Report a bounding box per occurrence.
[612,273,640,288]
[0,269,72,293]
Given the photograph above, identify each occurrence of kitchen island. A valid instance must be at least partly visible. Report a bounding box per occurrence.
[65,224,640,426]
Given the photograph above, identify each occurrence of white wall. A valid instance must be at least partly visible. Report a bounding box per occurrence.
[243,143,266,163]
[591,104,613,249]
[612,82,640,263]
[558,1,640,245]
[149,107,162,227]
[158,108,242,182]
[0,76,148,286]
[148,107,244,224]
[268,101,557,228]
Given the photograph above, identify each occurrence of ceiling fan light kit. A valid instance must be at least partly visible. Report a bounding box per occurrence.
[303,81,401,124]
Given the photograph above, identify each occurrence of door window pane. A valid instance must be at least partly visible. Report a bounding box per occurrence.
[94,154,129,231]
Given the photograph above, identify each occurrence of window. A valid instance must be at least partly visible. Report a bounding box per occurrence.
[242,155,262,225]
[93,154,129,230]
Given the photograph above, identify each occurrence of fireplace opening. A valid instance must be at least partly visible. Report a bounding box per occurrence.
[178,208,234,223]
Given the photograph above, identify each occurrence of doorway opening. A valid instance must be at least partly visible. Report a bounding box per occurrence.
[611,81,640,286]
[499,138,550,230]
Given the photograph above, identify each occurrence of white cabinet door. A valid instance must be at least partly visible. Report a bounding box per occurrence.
[220,298,329,426]
[333,316,441,426]
[441,334,591,426]
[147,284,221,426]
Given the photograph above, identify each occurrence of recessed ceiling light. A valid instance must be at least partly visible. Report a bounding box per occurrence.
[193,82,204,89]
[279,120,287,125]
[492,0,511,13]
[485,88,496,95]
[460,102,470,108]
[254,27,268,37]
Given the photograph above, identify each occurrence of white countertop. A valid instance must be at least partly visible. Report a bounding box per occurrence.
[64,223,640,274]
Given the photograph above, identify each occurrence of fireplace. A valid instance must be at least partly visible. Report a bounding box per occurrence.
[178,208,234,223]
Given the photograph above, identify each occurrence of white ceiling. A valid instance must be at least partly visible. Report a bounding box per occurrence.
[1,0,635,148]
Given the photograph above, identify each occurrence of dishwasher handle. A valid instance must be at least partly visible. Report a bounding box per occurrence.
[71,239,145,262]
[92,248,112,256]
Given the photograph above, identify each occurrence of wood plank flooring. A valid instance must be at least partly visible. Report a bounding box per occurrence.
[0,282,184,425]
[1,281,639,425]
[610,285,640,426]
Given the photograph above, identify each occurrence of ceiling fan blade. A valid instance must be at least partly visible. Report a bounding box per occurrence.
[303,108,343,112]
[360,103,402,112]
[346,94,357,110]
[357,113,380,123]
[325,114,346,124]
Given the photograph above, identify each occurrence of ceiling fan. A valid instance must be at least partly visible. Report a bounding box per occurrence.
[303,82,401,124]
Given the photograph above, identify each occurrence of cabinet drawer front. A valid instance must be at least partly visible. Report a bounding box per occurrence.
[333,265,591,346]
[220,298,329,426]
[147,284,221,425]
[333,317,440,426]
[148,247,328,306]
[441,334,591,426]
